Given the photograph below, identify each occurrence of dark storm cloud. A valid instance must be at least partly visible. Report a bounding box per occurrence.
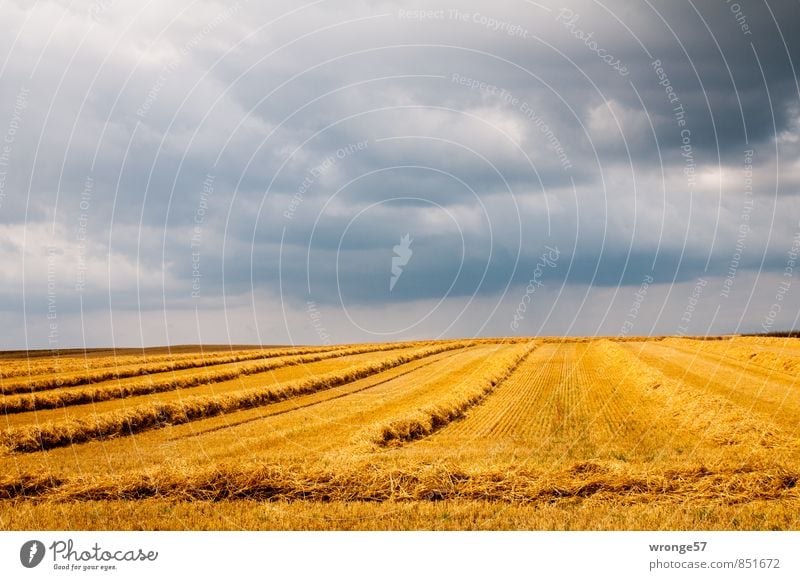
[1,0,799,347]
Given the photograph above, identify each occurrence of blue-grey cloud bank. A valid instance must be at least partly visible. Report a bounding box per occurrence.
[1,0,799,348]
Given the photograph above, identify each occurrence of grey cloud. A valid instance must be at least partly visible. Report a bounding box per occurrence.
[1,0,799,348]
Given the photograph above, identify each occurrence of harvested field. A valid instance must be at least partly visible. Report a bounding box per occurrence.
[0,336,798,530]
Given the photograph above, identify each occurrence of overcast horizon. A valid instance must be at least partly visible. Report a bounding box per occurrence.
[1,0,799,349]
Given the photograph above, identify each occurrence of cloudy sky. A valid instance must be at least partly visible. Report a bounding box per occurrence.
[1,0,799,348]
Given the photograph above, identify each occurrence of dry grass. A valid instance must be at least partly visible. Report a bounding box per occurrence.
[407,341,673,466]
[0,349,431,431]
[594,340,791,449]
[0,342,470,453]
[0,342,437,414]
[0,342,429,396]
[664,336,800,376]
[0,345,498,479]
[0,460,796,504]
[0,345,307,380]
[623,339,800,434]
[3,498,799,530]
[0,346,336,394]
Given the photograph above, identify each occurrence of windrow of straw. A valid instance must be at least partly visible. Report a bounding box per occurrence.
[0,342,472,453]
[0,346,316,380]
[374,341,538,446]
[587,340,791,448]
[0,341,442,414]
[0,343,394,395]
[0,342,438,395]
[0,338,518,383]
[1,460,797,503]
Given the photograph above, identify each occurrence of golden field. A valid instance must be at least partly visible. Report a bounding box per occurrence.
[0,336,798,530]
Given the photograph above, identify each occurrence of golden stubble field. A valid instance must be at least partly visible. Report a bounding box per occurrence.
[0,336,798,530]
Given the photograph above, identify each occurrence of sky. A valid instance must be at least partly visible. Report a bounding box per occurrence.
[1,0,799,348]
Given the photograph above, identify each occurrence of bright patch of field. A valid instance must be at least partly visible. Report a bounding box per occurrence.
[0,337,798,530]
[624,340,800,433]
[3,499,799,531]
[400,342,690,464]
